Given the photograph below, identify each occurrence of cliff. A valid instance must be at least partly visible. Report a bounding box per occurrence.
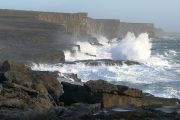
[37,11,156,39]
[87,18,121,39]
[0,9,67,63]
[0,9,156,63]
[87,19,155,39]
[38,12,88,38]
[0,9,156,39]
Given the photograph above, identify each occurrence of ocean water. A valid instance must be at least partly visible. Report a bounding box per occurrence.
[31,33,180,99]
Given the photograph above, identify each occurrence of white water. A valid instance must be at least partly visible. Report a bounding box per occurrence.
[65,32,152,61]
[111,32,152,60]
[31,33,180,99]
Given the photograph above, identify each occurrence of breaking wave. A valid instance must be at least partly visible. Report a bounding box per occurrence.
[65,32,152,61]
[31,33,180,99]
[111,32,152,60]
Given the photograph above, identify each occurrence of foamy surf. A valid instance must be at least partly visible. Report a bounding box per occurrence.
[64,32,152,61]
[31,33,180,99]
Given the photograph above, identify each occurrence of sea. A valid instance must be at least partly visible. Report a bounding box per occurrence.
[31,32,180,99]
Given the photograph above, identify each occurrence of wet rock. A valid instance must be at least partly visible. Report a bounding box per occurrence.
[85,61,100,66]
[74,59,140,66]
[124,60,140,65]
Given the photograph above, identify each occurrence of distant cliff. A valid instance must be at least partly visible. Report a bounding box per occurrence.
[0,9,157,63]
[0,9,156,39]
[87,18,121,39]
[38,11,156,39]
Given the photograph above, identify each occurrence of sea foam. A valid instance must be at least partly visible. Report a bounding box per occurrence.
[30,33,180,99]
[65,32,152,61]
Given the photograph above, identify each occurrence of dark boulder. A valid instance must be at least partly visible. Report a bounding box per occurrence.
[0,84,2,94]
[60,82,92,105]
[0,72,6,83]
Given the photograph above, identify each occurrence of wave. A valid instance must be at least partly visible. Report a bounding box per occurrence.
[30,33,180,99]
[64,32,152,61]
[110,32,152,60]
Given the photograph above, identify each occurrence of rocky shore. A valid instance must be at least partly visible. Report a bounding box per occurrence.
[0,61,180,120]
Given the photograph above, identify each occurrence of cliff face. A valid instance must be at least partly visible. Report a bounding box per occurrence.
[0,9,155,39]
[0,9,67,63]
[0,9,156,63]
[36,10,156,39]
[87,19,121,39]
[38,12,88,38]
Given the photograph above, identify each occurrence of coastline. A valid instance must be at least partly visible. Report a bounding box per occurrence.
[0,8,179,120]
[0,61,180,119]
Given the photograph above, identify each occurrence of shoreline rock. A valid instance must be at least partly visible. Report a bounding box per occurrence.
[73,59,140,66]
[0,61,180,120]
[61,80,180,108]
[0,61,63,112]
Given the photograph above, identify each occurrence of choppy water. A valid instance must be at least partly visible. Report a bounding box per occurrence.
[31,33,180,99]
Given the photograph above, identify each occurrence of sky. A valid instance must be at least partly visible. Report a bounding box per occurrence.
[0,0,179,32]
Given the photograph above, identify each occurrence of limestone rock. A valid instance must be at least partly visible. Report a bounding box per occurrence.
[0,61,31,74]
[60,80,180,108]
[124,88,143,98]
[101,93,160,108]
[85,80,119,94]
[0,61,64,113]
[31,71,64,101]
[4,71,32,88]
